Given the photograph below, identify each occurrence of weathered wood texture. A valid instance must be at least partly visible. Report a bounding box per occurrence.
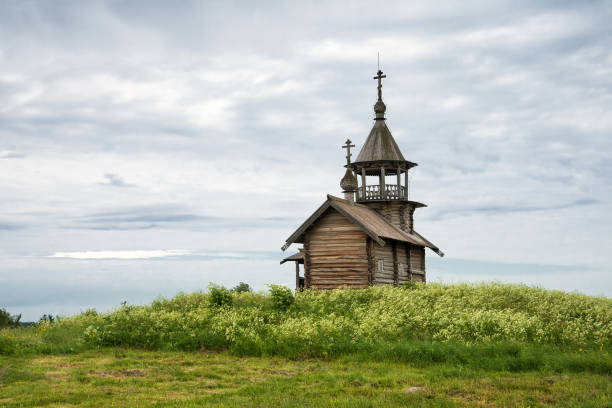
[396,243,410,282]
[409,245,426,282]
[374,241,426,284]
[304,235,312,288]
[392,241,399,284]
[373,241,395,285]
[306,208,369,289]
[363,201,415,232]
[366,237,375,285]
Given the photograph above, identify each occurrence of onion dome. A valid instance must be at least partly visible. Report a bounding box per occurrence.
[340,168,358,192]
[340,139,358,192]
[374,99,386,119]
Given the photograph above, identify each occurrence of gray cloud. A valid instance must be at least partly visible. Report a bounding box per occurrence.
[428,198,598,220]
[101,173,132,187]
[0,151,26,159]
[0,223,25,230]
[1,1,611,318]
[52,204,302,231]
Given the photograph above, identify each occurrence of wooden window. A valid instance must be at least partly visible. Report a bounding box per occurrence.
[377,259,384,273]
[399,263,405,275]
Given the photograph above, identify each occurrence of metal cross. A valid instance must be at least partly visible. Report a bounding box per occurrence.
[373,69,386,101]
[342,139,355,166]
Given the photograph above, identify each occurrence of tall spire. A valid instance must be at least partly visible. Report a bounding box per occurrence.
[353,67,416,168]
[373,69,387,120]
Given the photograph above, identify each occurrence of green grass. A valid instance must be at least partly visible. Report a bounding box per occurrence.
[0,349,610,407]
[1,283,611,406]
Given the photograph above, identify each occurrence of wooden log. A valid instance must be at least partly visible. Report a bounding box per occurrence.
[405,243,412,281]
[366,237,374,285]
[361,168,366,200]
[392,241,399,285]
[304,236,311,288]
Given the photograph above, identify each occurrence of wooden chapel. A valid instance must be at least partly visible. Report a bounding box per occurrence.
[281,69,443,290]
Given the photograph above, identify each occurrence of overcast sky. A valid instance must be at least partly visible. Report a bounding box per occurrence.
[1,1,611,320]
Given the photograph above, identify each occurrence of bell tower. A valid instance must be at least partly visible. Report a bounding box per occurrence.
[348,69,426,233]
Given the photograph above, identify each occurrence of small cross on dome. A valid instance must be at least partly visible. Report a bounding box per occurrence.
[342,139,355,167]
[373,70,386,101]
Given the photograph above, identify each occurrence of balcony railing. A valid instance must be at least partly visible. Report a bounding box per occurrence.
[356,184,408,201]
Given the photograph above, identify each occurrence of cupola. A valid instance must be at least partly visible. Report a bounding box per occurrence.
[350,70,417,202]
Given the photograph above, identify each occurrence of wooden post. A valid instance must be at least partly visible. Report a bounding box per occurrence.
[380,166,386,199]
[405,243,412,281]
[366,237,374,286]
[361,168,366,200]
[405,169,408,200]
[304,236,312,289]
[295,261,300,290]
[421,247,426,283]
[392,241,398,285]
[396,167,401,199]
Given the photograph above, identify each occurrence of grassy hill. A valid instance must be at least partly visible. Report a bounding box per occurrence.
[1,282,611,407]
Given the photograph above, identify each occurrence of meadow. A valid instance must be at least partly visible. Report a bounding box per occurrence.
[1,282,611,407]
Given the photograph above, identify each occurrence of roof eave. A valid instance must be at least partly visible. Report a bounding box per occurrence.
[411,230,444,257]
[328,199,386,247]
[352,160,418,170]
[281,196,387,251]
[281,200,333,251]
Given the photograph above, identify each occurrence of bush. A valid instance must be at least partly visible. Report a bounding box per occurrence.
[39,314,57,324]
[402,280,418,290]
[2,283,611,367]
[208,284,233,308]
[0,308,21,328]
[268,285,294,311]
[232,282,252,293]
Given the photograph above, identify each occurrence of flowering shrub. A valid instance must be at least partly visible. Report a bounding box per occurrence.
[2,283,611,358]
[208,284,233,308]
[268,284,295,311]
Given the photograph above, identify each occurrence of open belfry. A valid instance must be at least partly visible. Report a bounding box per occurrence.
[281,69,443,290]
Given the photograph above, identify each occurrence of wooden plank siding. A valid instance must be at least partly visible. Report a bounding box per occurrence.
[410,245,426,282]
[373,241,426,285]
[306,208,369,289]
[361,201,415,233]
[396,243,410,283]
[373,241,395,285]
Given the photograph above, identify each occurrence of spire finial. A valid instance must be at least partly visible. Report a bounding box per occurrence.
[373,69,386,101]
[373,64,387,119]
[342,139,355,167]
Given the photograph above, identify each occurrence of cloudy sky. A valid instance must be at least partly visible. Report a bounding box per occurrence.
[1,1,611,320]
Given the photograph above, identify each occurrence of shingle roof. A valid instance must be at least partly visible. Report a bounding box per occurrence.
[281,195,443,256]
[354,120,406,163]
[280,252,304,264]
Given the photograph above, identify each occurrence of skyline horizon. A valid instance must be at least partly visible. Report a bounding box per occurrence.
[2,1,611,321]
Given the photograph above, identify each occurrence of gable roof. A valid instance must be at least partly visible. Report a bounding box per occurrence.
[281,195,443,257]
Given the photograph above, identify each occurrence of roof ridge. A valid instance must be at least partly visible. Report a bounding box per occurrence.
[326,194,346,202]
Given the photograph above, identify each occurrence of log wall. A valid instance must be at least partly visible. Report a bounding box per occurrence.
[362,201,416,232]
[373,241,395,285]
[396,244,410,283]
[306,208,369,289]
[409,245,426,282]
[374,241,426,284]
